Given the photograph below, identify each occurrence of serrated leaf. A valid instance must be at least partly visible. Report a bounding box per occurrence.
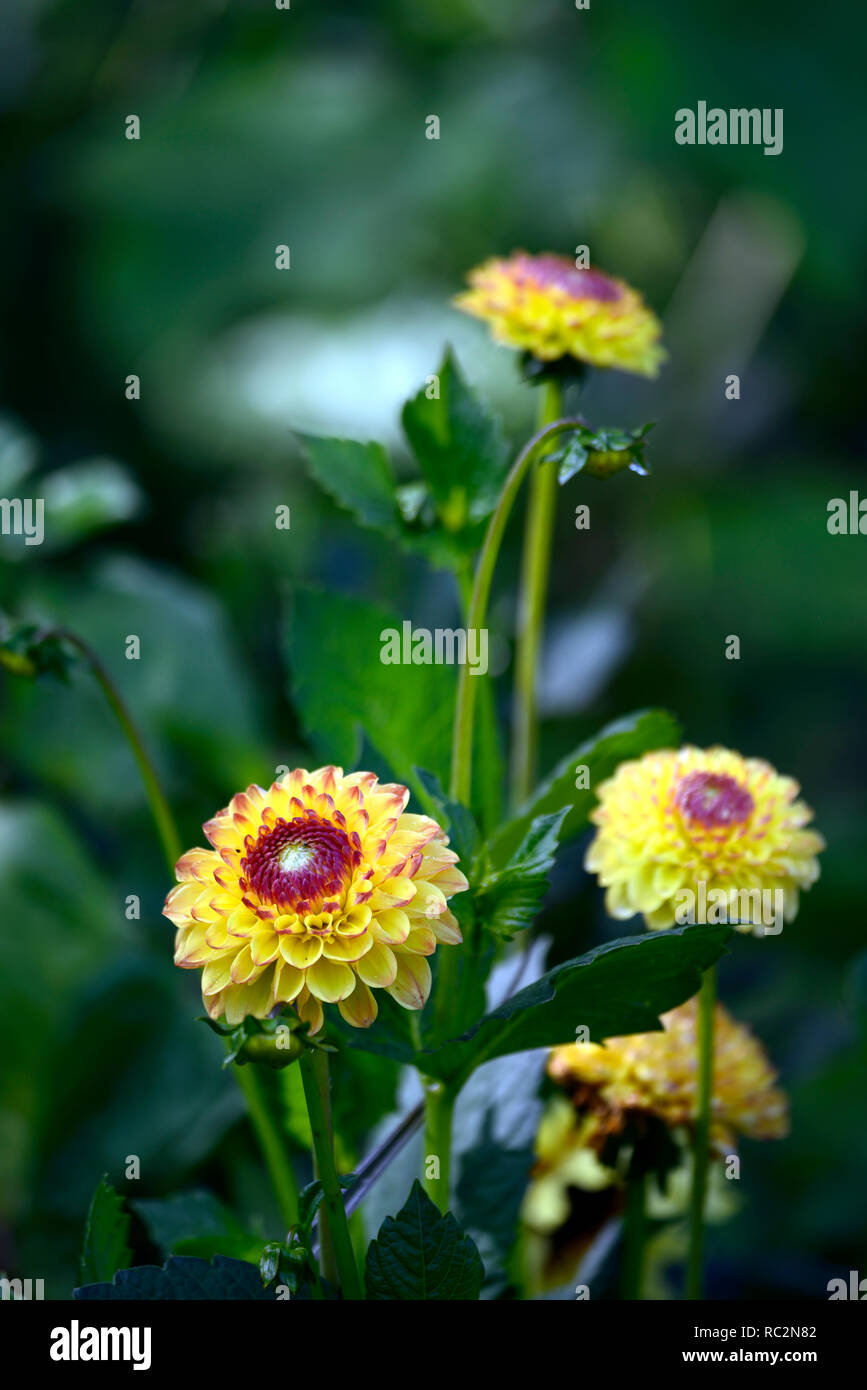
[74,1255,278,1300]
[79,1177,132,1287]
[413,766,480,867]
[475,809,567,940]
[365,1180,484,1300]
[402,349,508,527]
[456,1111,532,1281]
[418,925,731,1086]
[297,434,400,534]
[489,708,680,865]
[285,587,455,791]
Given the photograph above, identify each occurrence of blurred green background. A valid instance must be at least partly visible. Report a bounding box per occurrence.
[1,0,864,1298]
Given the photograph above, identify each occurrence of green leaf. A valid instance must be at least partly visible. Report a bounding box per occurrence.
[413,766,480,867]
[74,1255,278,1300]
[285,587,455,794]
[402,349,508,529]
[132,1190,261,1263]
[297,434,400,534]
[419,925,732,1086]
[365,1180,484,1300]
[475,809,567,940]
[489,708,681,865]
[79,1177,132,1286]
[455,1112,532,1284]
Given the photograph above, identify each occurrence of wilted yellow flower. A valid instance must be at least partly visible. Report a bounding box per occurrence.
[454,252,665,375]
[164,766,468,1033]
[584,745,823,930]
[548,996,789,1154]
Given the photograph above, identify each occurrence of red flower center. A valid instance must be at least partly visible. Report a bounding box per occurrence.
[241,810,362,912]
[675,771,755,829]
[516,255,622,303]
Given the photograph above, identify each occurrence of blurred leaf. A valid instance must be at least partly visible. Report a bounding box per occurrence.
[74,1255,277,1301]
[279,1064,313,1150]
[455,1111,531,1288]
[420,925,731,1085]
[132,1190,261,1263]
[0,415,37,491]
[475,809,567,941]
[0,618,79,682]
[0,802,119,1221]
[40,459,142,551]
[297,434,399,534]
[365,1180,484,1300]
[413,766,480,867]
[402,349,508,529]
[1,556,263,813]
[285,587,455,794]
[79,1178,132,1286]
[489,709,680,865]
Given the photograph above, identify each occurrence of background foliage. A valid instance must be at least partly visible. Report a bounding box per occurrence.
[0,0,864,1298]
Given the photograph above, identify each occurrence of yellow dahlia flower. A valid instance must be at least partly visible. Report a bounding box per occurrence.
[454,251,665,375]
[584,745,823,931]
[548,996,789,1154]
[164,766,468,1034]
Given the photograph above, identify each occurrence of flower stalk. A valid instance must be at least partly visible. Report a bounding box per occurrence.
[53,628,182,873]
[449,415,583,808]
[422,1079,456,1214]
[510,380,562,809]
[299,1048,364,1299]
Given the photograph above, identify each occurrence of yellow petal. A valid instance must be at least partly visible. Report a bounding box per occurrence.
[202,954,236,995]
[372,908,410,945]
[306,958,355,1003]
[356,941,397,988]
[431,908,463,945]
[322,930,372,964]
[231,943,264,984]
[369,876,416,909]
[338,978,378,1028]
[297,988,324,1034]
[408,880,447,918]
[249,929,279,967]
[405,925,436,956]
[386,953,431,1010]
[272,961,304,1004]
[279,935,323,969]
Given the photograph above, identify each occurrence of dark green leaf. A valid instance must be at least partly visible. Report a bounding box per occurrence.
[475,809,567,940]
[456,1111,532,1286]
[285,587,455,791]
[79,1177,132,1286]
[419,925,731,1085]
[413,766,480,867]
[489,709,680,865]
[297,434,399,534]
[365,1180,484,1300]
[74,1255,278,1300]
[132,1190,261,1263]
[402,349,508,528]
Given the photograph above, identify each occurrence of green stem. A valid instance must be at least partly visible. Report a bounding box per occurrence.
[55,628,182,872]
[449,412,582,808]
[686,965,717,1299]
[231,1059,300,1231]
[422,1080,456,1214]
[510,381,563,810]
[426,410,582,1213]
[621,1171,648,1300]
[300,1049,364,1300]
